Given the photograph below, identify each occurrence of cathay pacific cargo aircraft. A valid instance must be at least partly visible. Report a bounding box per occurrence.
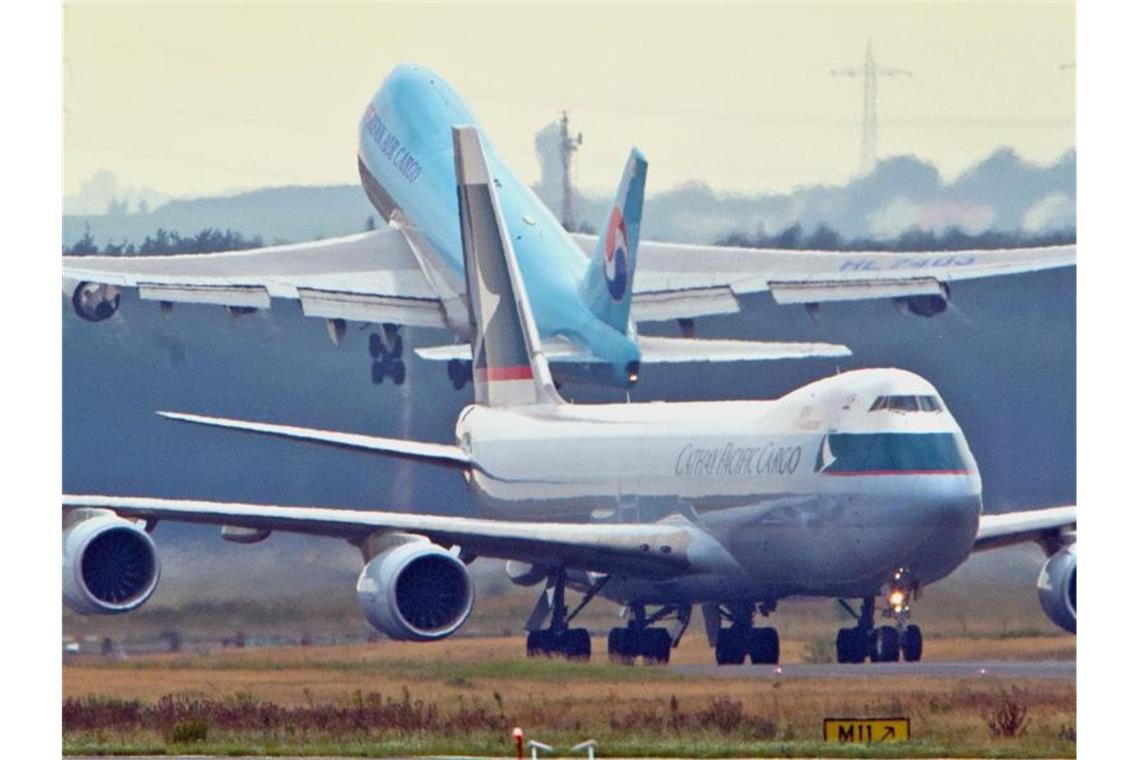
[64,63,1074,391]
[63,127,1075,666]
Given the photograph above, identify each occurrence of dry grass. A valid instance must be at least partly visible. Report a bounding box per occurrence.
[63,636,1075,757]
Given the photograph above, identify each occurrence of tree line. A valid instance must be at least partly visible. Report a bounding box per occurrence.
[64,226,264,256]
[716,223,1076,251]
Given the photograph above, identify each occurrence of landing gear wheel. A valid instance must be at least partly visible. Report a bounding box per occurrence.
[563,628,591,661]
[607,628,633,665]
[748,626,780,665]
[390,360,406,385]
[901,624,923,662]
[643,628,672,665]
[715,627,749,665]
[526,630,549,658]
[368,332,383,360]
[869,626,900,662]
[382,323,403,358]
[836,627,867,664]
[370,360,385,385]
[448,358,469,390]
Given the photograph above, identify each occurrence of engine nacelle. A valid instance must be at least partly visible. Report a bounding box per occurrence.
[71,281,121,322]
[1036,544,1076,634]
[63,510,160,615]
[356,539,474,641]
[895,283,950,318]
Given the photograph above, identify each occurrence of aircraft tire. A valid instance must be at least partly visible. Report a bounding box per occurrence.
[448,359,468,390]
[564,628,591,661]
[715,627,748,665]
[526,630,550,657]
[369,332,383,360]
[390,360,407,385]
[371,360,385,385]
[643,628,672,665]
[901,625,923,662]
[869,626,900,662]
[607,628,634,665]
[748,626,780,665]
[836,627,867,664]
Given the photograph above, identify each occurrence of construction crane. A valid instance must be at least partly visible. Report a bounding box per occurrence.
[557,110,583,231]
[831,39,912,175]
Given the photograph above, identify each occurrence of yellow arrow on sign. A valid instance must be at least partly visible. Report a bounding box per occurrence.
[823,717,910,743]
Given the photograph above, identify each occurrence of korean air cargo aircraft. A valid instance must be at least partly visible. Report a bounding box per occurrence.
[64,64,1074,391]
[64,128,1075,666]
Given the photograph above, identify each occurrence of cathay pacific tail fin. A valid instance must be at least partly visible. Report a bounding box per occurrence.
[581,148,647,334]
[453,126,562,407]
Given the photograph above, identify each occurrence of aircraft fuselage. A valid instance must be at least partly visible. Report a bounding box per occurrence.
[456,367,982,604]
[356,64,640,385]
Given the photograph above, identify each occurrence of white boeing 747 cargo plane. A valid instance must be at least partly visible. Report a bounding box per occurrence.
[63,127,1075,666]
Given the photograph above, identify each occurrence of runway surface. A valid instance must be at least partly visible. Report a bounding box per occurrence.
[673,659,1074,679]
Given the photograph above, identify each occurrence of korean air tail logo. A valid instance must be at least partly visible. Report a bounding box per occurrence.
[603,206,629,301]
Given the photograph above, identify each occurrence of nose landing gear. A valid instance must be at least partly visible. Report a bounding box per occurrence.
[836,573,923,664]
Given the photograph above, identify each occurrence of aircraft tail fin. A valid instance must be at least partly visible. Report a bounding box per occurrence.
[453,126,562,407]
[581,148,647,334]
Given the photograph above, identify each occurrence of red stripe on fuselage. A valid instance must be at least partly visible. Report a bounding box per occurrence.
[476,365,534,381]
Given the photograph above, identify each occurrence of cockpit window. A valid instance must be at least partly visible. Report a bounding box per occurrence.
[869,395,943,413]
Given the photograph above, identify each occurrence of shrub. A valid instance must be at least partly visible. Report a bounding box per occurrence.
[984,687,1031,738]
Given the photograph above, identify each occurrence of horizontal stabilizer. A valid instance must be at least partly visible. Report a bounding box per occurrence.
[636,336,850,362]
[417,336,850,364]
[158,411,471,469]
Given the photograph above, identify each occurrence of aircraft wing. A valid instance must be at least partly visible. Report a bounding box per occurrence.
[571,234,1075,321]
[63,495,723,578]
[973,505,1076,552]
[63,228,448,329]
[416,335,851,363]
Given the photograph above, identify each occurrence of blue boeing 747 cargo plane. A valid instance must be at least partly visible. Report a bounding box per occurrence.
[64,64,1073,390]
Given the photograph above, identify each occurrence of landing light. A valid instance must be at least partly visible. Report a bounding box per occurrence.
[888,590,907,610]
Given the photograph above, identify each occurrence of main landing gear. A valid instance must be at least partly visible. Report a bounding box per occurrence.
[522,570,689,665]
[836,576,924,664]
[607,604,690,665]
[709,602,780,665]
[447,358,473,390]
[369,323,406,385]
[523,568,599,660]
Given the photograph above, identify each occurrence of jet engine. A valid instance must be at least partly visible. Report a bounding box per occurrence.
[63,511,160,615]
[895,283,950,318]
[356,539,474,641]
[1036,544,1076,633]
[71,281,121,322]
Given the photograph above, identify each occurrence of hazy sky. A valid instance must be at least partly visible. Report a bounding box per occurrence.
[63,1,1074,200]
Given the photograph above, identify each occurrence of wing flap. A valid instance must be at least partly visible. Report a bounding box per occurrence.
[297,288,446,329]
[768,277,944,305]
[973,506,1076,552]
[138,283,272,309]
[62,495,699,576]
[632,286,741,322]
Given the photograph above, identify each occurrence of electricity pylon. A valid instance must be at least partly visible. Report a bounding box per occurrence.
[831,39,912,174]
